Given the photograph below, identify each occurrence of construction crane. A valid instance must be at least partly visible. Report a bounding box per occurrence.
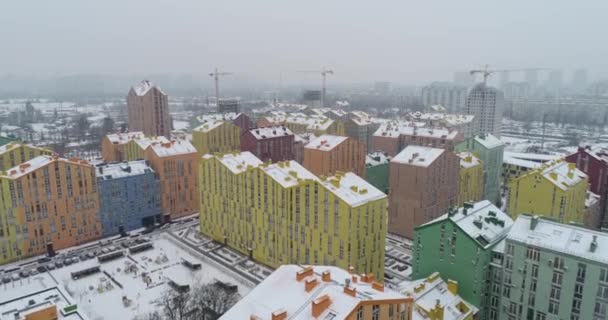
[297,67,334,107]
[470,65,552,84]
[209,67,233,102]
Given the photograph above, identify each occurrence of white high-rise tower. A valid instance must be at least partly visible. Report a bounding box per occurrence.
[465,83,504,137]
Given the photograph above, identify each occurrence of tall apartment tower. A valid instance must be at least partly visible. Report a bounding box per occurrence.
[421,82,468,113]
[465,83,504,137]
[127,80,171,138]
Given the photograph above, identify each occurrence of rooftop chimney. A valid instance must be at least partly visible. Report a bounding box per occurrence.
[530,216,539,230]
[590,235,598,253]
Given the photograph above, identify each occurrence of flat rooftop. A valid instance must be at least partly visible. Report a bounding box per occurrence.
[305,134,348,151]
[0,287,87,319]
[204,151,262,174]
[95,160,154,180]
[457,151,481,169]
[320,172,387,207]
[148,140,196,157]
[392,146,444,167]
[105,132,146,145]
[249,126,294,140]
[260,161,318,188]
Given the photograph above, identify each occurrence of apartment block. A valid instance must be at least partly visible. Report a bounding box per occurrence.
[421,82,468,113]
[566,146,608,226]
[0,155,101,265]
[241,125,295,163]
[495,215,608,320]
[100,131,161,162]
[95,161,162,237]
[508,160,588,226]
[303,135,366,178]
[199,152,387,278]
[145,140,198,220]
[192,120,241,157]
[344,112,382,151]
[406,112,475,140]
[464,134,505,205]
[373,122,462,157]
[222,265,413,320]
[398,272,478,320]
[127,80,171,138]
[465,83,504,137]
[0,142,52,171]
[258,112,344,136]
[195,112,252,134]
[366,152,390,194]
[388,145,459,239]
[457,151,484,206]
[412,201,513,317]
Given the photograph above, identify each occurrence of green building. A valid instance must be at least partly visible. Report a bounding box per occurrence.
[458,134,504,206]
[495,215,608,320]
[0,135,15,147]
[365,151,390,194]
[412,200,513,317]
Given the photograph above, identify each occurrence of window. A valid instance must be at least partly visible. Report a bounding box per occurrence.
[548,300,559,315]
[598,285,608,300]
[601,268,608,283]
[553,257,564,270]
[357,306,363,320]
[372,305,379,320]
[577,263,587,282]
[552,272,563,285]
[526,247,540,261]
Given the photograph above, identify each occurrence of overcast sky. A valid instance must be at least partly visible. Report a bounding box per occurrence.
[1,1,607,84]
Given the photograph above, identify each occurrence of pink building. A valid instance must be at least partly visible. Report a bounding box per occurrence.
[241,126,295,163]
[388,145,459,238]
[127,80,171,138]
[566,146,608,227]
[372,122,462,157]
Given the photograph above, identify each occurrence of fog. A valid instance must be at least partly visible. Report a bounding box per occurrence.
[1,0,607,84]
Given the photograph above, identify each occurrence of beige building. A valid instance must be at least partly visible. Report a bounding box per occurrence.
[304,135,366,178]
[127,80,171,138]
[389,145,459,238]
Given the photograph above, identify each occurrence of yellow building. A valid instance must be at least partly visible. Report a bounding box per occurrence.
[457,151,484,206]
[260,112,345,136]
[199,151,387,278]
[222,265,413,320]
[101,132,169,162]
[192,120,241,157]
[0,142,51,171]
[508,160,588,224]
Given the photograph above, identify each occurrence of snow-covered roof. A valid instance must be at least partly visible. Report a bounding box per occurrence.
[504,151,561,163]
[1,155,91,179]
[538,160,587,191]
[0,286,87,320]
[105,132,146,145]
[366,152,390,167]
[0,141,49,156]
[398,272,478,320]
[260,161,318,188]
[457,151,481,169]
[95,160,154,180]
[249,126,294,140]
[586,191,600,208]
[193,120,225,133]
[474,134,504,149]
[147,140,196,157]
[287,114,335,131]
[408,112,474,127]
[221,265,408,320]
[419,200,513,248]
[392,146,444,167]
[508,214,608,265]
[305,134,348,151]
[503,155,540,169]
[195,112,242,124]
[131,80,165,96]
[320,172,387,207]
[374,121,458,140]
[203,151,262,174]
[134,136,170,151]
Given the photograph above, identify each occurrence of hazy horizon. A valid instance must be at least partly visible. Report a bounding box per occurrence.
[2,1,608,85]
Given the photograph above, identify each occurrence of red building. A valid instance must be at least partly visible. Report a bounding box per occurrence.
[232,113,253,134]
[241,126,295,163]
[566,146,608,226]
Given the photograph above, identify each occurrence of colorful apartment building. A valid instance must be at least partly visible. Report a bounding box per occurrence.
[398,272,478,320]
[221,265,413,320]
[412,201,513,316]
[145,140,198,220]
[195,112,252,134]
[508,160,588,225]
[495,215,608,320]
[501,155,540,190]
[303,135,366,178]
[457,151,484,206]
[0,155,101,265]
[258,112,345,136]
[344,112,383,151]
[241,125,295,163]
[566,146,608,226]
[100,131,160,162]
[388,145,459,239]
[199,152,387,278]
[127,80,171,138]
[192,120,241,157]
[468,134,504,206]
[0,142,52,171]
[95,161,162,237]
[407,112,475,140]
[373,121,462,157]
[365,152,390,194]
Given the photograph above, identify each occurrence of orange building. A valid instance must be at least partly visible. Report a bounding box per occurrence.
[0,155,101,264]
[127,80,171,138]
[145,140,198,220]
[303,135,366,178]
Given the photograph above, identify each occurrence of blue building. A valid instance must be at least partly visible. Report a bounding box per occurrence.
[96,160,161,237]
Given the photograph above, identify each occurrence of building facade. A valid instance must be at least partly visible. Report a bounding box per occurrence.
[373,122,462,157]
[465,83,504,137]
[421,82,468,113]
[457,151,484,206]
[303,135,366,178]
[241,126,295,163]
[0,142,52,171]
[199,152,387,278]
[470,134,505,206]
[412,201,513,318]
[192,120,241,157]
[566,146,608,226]
[508,160,588,226]
[365,152,390,195]
[344,114,382,152]
[127,80,171,138]
[388,145,459,239]
[95,161,162,237]
[0,155,101,265]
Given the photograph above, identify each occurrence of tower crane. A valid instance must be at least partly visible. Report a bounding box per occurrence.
[469,65,552,84]
[209,67,233,102]
[297,67,334,107]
